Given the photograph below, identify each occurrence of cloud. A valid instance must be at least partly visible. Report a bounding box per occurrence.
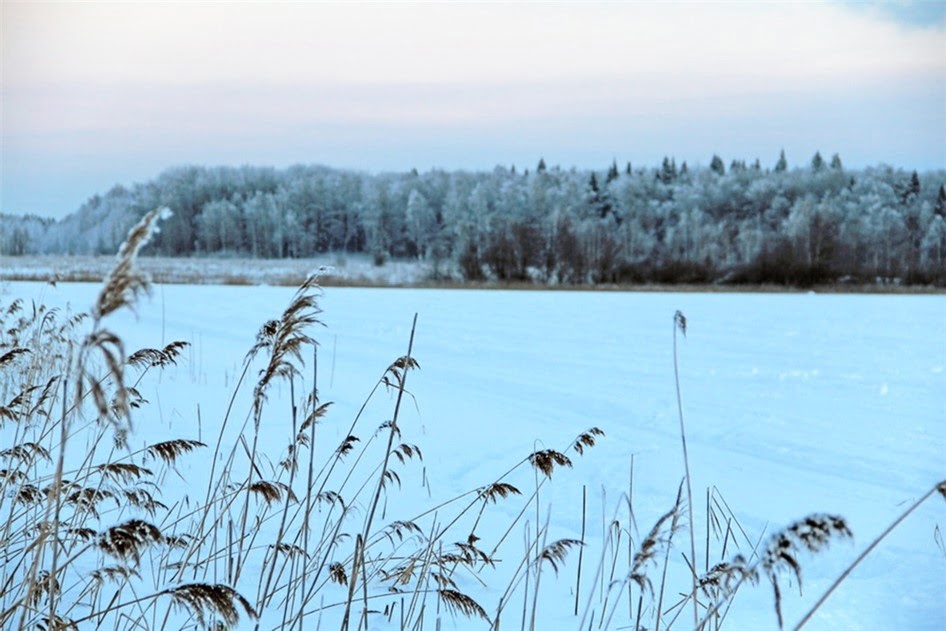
[5,2,942,88]
[1,1,944,217]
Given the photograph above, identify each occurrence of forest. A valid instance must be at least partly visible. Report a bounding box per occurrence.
[3,152,945,286]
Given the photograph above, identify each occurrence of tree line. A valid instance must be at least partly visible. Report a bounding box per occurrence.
[2,152,945,286]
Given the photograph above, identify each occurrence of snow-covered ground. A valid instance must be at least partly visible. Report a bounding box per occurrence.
[2,280,944,630]
[0,254,435,286]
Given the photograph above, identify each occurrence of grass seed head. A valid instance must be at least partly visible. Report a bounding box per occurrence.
[94,207,170,319]
[145,439,206,465]
[438,589,489,621]
[97,519,164,565]
[529,449,573,478]
[165,583,257,629]
[762,513,852,629]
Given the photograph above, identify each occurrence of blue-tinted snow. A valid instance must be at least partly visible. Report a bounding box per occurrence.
[3,281,943,630]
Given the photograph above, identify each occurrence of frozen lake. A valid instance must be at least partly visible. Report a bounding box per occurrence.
[2,280,944,630]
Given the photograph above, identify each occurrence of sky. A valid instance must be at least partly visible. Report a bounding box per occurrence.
[2,1,945,220]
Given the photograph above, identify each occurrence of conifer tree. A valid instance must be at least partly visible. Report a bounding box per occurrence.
[775,149,788,172]
[710,154,726,175]
[908,171,921,198]
[660,157,677,183]
[606,160,620,183]
[811,151,825,172]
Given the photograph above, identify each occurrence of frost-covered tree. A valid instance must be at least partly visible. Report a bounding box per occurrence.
[936,184,946,219]
[8,158,943,286]
[197,199,242,254]
[920,215,946,274]
[0,214,51,255]
[405,189,439,259]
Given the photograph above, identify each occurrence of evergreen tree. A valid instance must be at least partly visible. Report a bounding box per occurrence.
[587,173,613,219]
[606,160,620,183]
[537,158,547,173]
[902,171,921,204]
[775,149,788,172]
[625,161,633,176]
[710,154,726,176]
[830,153,843,170]
[659,157,677,184]
[811,151,826,172]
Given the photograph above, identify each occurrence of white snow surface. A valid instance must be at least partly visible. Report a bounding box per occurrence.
[2,280,944,630]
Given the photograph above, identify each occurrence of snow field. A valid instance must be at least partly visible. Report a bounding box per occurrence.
[1,280,943,630]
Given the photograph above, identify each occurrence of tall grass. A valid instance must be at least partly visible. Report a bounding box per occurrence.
[1,209,942,630]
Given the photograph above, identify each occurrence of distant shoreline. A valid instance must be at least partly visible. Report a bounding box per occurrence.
[1,254,943,294]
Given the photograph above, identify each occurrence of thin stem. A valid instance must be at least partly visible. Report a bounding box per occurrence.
[574,484,586,616]
[654,482,684,631]
[342,313,419,629]
[793,481,946,630]
[673,310,699,628]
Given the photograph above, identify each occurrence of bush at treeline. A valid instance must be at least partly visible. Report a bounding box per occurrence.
[3,153,945,286]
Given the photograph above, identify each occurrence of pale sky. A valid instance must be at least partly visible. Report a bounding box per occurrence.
[2,1,944,220]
